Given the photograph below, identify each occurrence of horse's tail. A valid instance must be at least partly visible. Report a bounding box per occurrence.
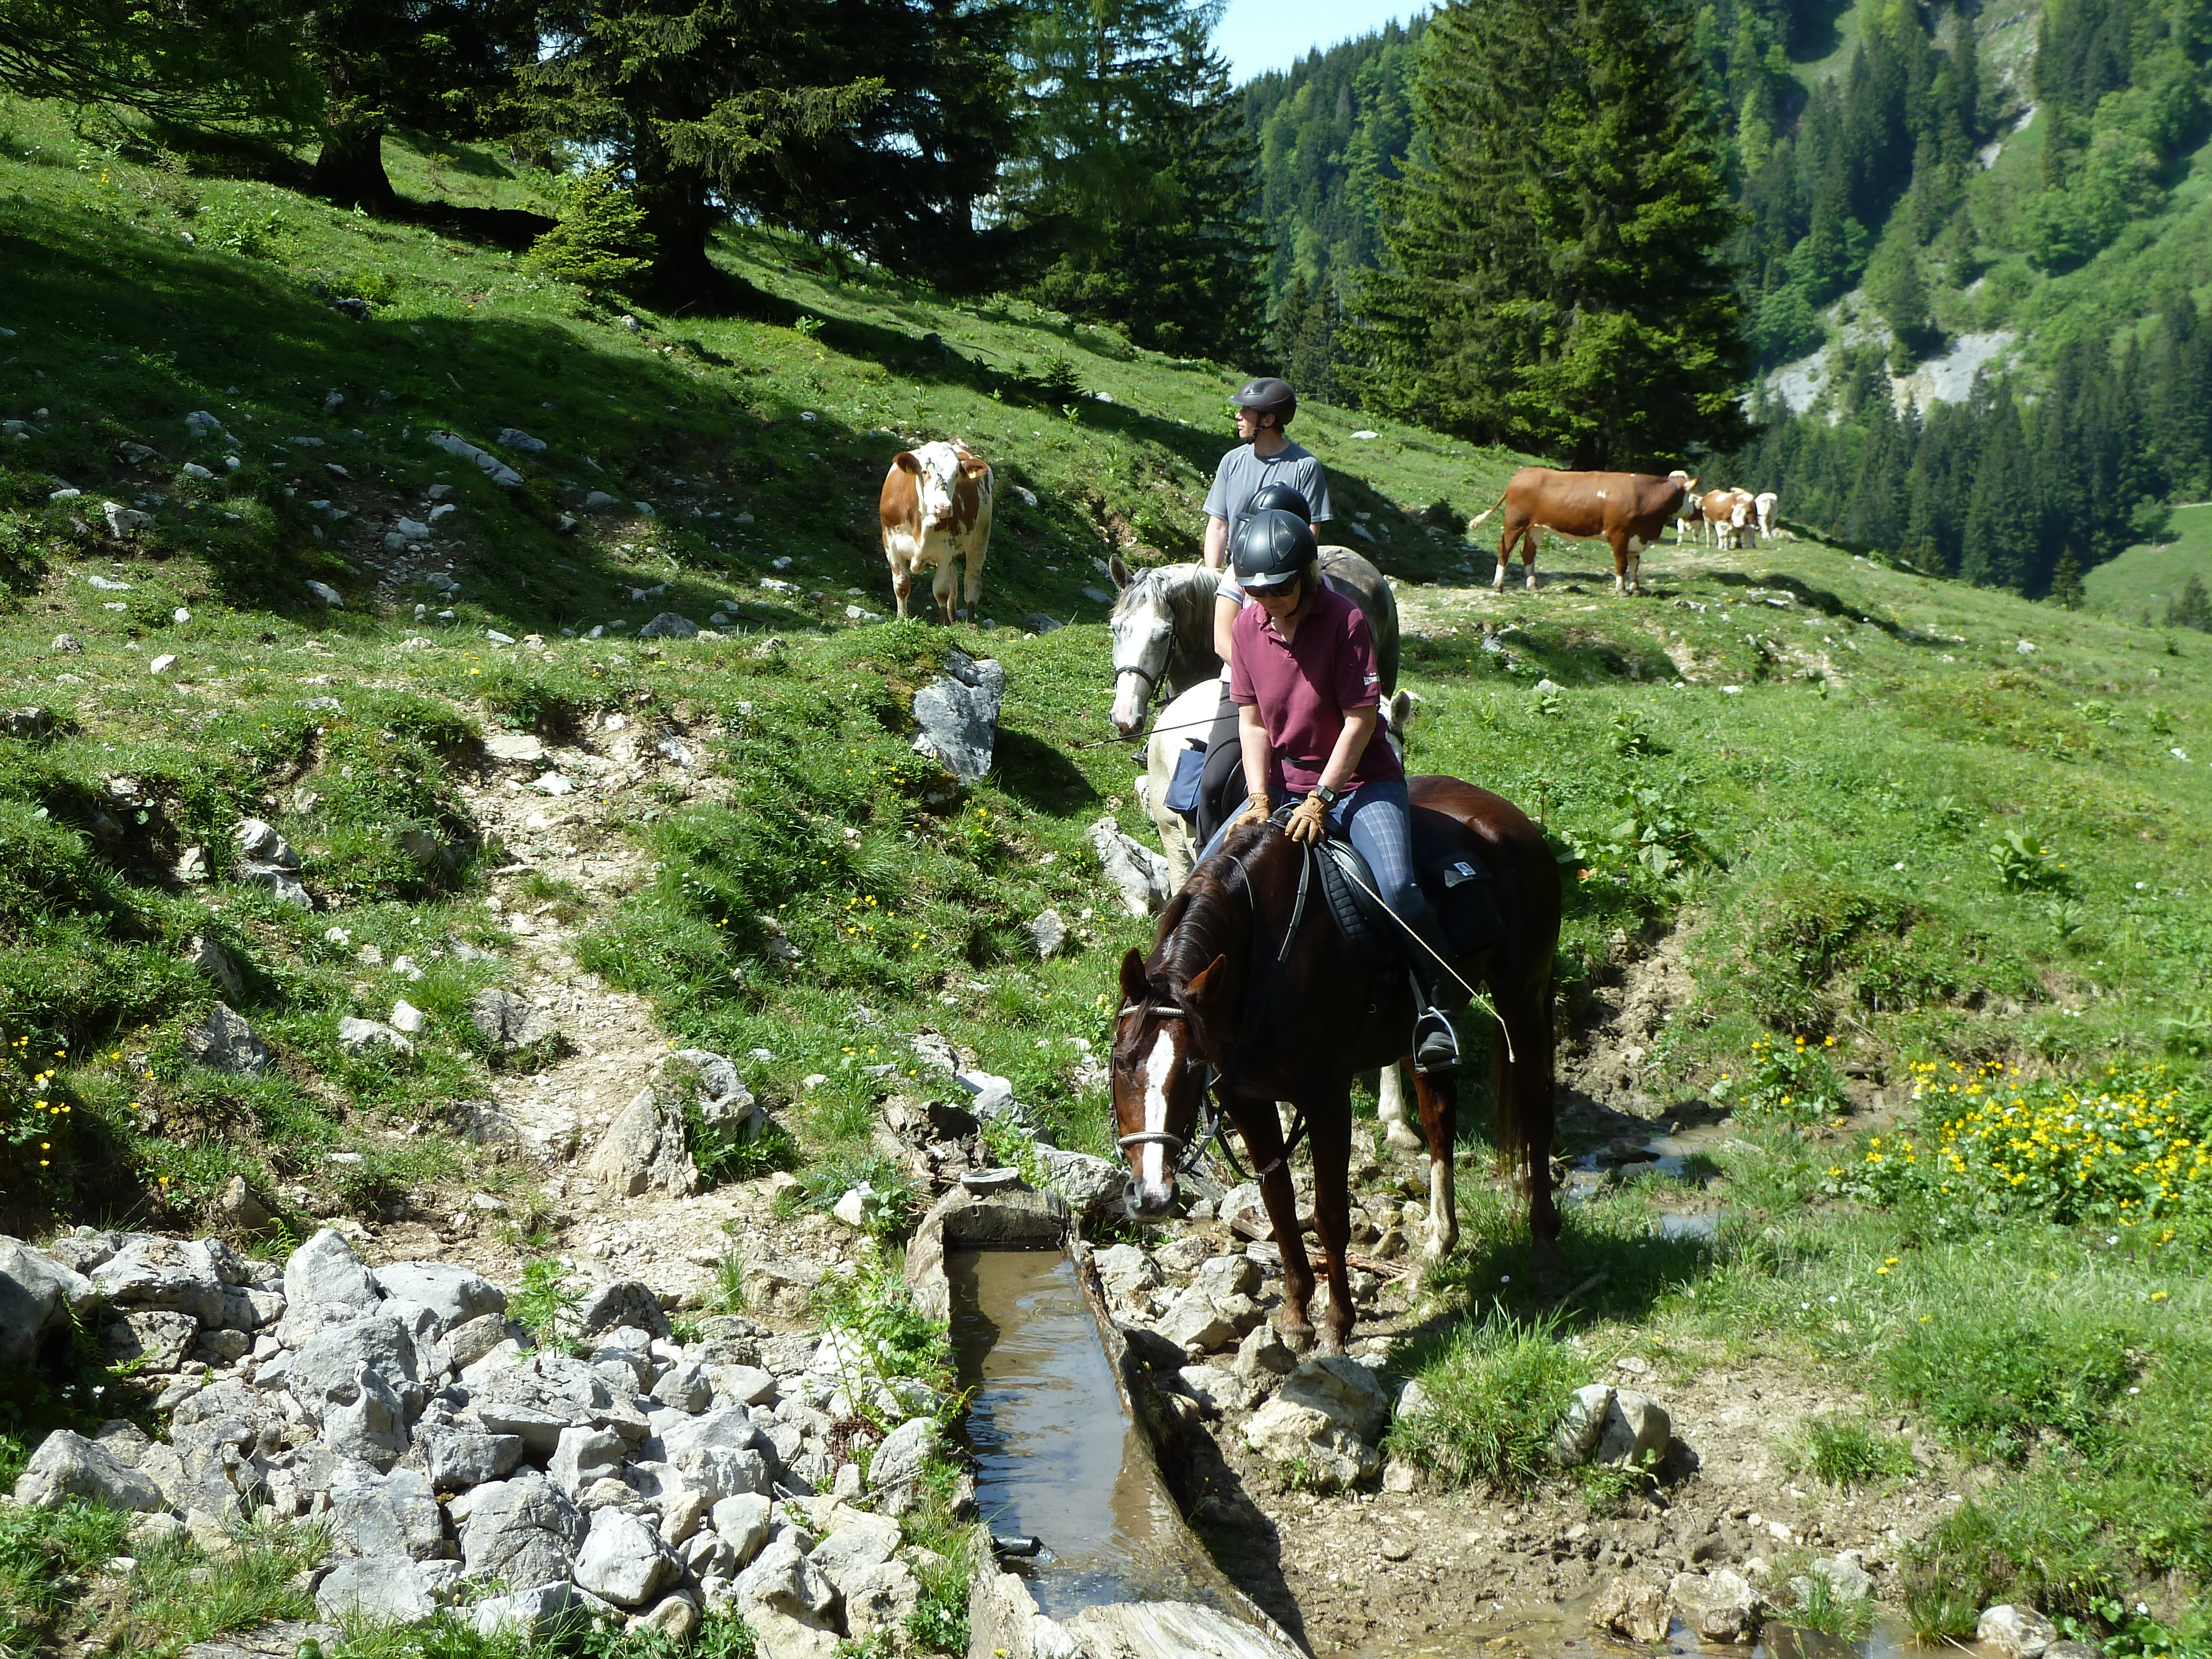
[1467,489,1509,533]
[1488,962,1556,1189]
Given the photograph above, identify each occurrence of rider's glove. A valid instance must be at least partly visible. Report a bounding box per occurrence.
[1234,791,1273,829]
[1285,793,1328,844]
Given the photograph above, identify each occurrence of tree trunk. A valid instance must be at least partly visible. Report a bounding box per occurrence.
[311,122,399,215]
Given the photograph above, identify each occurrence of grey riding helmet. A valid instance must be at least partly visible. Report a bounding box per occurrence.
[1248,482,1311,521]
[1230,376,1297,427]
[1232,508,1318,593]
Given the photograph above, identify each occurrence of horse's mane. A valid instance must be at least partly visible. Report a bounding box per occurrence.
[1150,827,1264,987]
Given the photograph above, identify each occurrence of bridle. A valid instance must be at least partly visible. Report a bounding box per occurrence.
[1112,1001,1224,1177]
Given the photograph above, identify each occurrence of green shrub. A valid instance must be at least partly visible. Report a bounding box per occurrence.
[1791,1413,1916,1485]
[1384,1312,1582,1489]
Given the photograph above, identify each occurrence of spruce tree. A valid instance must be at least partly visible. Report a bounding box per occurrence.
[2169,573,2212,632]
[1960,383,2037,591]
[1356,0,1749,466]
[0,0,315,134]
[2049,546,2086,608]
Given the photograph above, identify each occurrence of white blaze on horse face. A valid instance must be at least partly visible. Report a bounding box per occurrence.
[1138,1029,1177,1209]
[1109,612,1173,735]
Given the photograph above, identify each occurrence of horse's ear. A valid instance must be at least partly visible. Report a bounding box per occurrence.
[1387,688,1413,732]
[1118,948,1149,1008]
[1178,954,1230,1016]
[1108,551,1133,590]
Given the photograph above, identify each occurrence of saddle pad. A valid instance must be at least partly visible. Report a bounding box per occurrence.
[1410,807,1505,958]
[1164,740,1206,818]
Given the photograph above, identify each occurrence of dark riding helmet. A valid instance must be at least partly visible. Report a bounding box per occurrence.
[1232,508,1318,592]
[1230,376,1297,427]
[1248,482,1312,521]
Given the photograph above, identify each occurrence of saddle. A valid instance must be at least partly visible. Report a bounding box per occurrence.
[1266,802,1505,977]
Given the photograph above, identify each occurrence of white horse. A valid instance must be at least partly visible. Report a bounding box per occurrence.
[1106,556,1223,738]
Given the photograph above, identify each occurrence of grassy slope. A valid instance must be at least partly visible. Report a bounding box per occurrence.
[2088,500,2212,620]
[0,97,2208,1652]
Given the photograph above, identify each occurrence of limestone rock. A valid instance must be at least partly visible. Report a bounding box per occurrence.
[711,1493,773,1568]
[469,988,556,1052]
[1035,1146,1126,1215]
[468,1581,580,1640]
[183,1003,270,1076]
[549,1426,627,1498]
[573,1506,678,1608]
[1670,1568,1764,1643]
[637,613,698,640]
[1094,1243,1162,1305]
[1277,1357,1390,1443]
[806,1515,900,1598]
[284,1229,376,1309]
[317,1557,437,1623]
[1554,1383,1670,1468]
[0,1238,96,1368]
[1979,1605,2057,1659]
[1592,1573,1672,1644]
[288,1316,425,1421]
[327,1466,445,1561]
[416,1425,523,1492]
[1088,815,1173,916]
[576,1279,672,1342]
[13,1431,166,1511]
[1029,909,1068,958]
[841,1559,922,1636]
[1156,1289,1237,1357]
[372,1262,505,1331]
[740,1605,841,1659]
[1243,1398,1379,1490]
[426,429,524,489]
[233,818,309,907]
[867,1417,935,1493]
[666,1049,759,1132]
[910,650,1004,784]
[187,933,248,1003]
[1233,1325,1297,1381]
[460,1473,585,1586]
[337,1017,415,1060]
[733,1537,837,1620]
[587,1084,700,1198]
[91,1235,243,1324]
[102,1308,199,1371]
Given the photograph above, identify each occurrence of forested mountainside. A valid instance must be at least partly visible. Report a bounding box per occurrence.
[1242,0,2212,598]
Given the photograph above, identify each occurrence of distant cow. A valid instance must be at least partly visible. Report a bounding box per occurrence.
[1670,470,1705,545]
[1755,492,1790,541]
[1700,488,1755,550]
[880,441,993,623]
[1469,468,1693,596]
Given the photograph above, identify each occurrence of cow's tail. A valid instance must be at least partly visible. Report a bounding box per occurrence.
[1467,489,1509,533]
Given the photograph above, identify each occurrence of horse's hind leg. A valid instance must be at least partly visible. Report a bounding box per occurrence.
[1494,977,1563,1287]
[1377,1062,1423,1153]
[1410,1065,1460,1261]
[1304,1082,1358,1355]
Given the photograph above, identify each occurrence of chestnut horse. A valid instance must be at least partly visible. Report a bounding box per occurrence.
[1110,776,1562,1355]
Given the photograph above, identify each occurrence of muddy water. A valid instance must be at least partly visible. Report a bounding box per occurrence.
[1347,1600,1921,1659]
[948,1247,1219,1619]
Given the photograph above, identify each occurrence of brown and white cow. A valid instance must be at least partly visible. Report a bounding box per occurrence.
[1469,468,1693,596]
[880,441,993,623]
[1670,469,1706,545]
[1700,487,1755,550]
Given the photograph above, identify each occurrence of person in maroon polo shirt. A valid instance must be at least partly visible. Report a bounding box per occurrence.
[1196,508,1461,1074]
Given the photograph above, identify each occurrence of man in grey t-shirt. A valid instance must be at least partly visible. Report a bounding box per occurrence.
[1190,377,1332,844]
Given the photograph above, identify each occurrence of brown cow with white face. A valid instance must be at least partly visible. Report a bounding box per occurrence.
[880,441,993,623]
[1699,487,1756,550]
[1469,468,1693,596]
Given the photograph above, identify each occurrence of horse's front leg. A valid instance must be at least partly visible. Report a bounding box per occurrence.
[1411,1066,1460,1262]
[1376,1062,1423,1154]
[1240,1100,1316,1352]
[1305,1083,1357,1355]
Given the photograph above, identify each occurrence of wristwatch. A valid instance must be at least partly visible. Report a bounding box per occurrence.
[1312,784,1339,807]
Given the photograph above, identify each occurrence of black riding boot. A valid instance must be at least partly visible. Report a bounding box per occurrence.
[1406,917,1463,1074]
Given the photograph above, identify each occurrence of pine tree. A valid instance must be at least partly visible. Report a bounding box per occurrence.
[530,0,1019,303]
[0,0,315,135]
[2169,573,2212,632]
[1960,382,2037,591]
[1356,0,1749,465]
[2049,546,2086,608]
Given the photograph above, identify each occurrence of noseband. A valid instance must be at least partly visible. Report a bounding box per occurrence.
[1112,1001,1218,1174]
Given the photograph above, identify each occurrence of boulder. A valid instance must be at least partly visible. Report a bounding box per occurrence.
[1035,1146,1126,1214]
[1554,1383,1670,1468]
[733,1537,838,1620]
[1233,1325,1297,1381]
[549,1426,627,1498]
[1194,1253,1262,1302]
[1088,816,1172,917]
[321,1364,411,1469]
[233,819,309,907]
[1670,1568,1764,1643]
[577,1280,672,1342]
[372,1262,505,1331]
[666,1049,759,1132]
[910,650,1004,784]
[711,1493,774,1567]
[12,1430,166,1511]
[317,1556,437,1623]
[284,1229,377,1310]
[806,1515,900,1598]
[0,1240,96,1368]
[469,1581,581,1640]
[867,1416,936,1494]
[446,1312,517,1370]
[470,988,556,1052]
[651,1363,712,1414]
[1155,1289,1237,1357]
[1591,1573,1672,1644]
[586,1084,698,1198]
[460,1474,585,1585]
[741,1606,841,1659]
[634,1592,701,1643]
[1093,1244,1162,1305]
[183,1003,270,1076]
[637,613,699,640]
[186,933,248,1003]
[572,1506,679,1608]
[102,1308,199,1371]
[841,1559,922,1636]
[1979,1605,2057,1659]
[327,1466,445,1561]
[416,1425,523,1492]
[1029,909,1068,958]
[92,1235,244,1324]
[1277,1357,1390,1443]
[289,1315,425,1420]
[337,1017,415,1060]
[1243,1397,1380,1490]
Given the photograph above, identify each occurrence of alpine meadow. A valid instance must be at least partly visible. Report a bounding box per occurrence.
[0,1,2206,1658]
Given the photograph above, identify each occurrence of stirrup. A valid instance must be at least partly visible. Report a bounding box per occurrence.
[1413,1006,1459,1074]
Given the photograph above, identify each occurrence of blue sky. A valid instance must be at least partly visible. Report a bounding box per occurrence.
[1212,0,1429,84]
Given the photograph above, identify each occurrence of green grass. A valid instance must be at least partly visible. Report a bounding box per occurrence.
[2087,502,2212,624]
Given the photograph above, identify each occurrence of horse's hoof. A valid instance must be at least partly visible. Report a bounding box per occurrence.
[1315,1327,1347,1358]
[1385,1123,1425,1154]
[1277,1321,1316,1355]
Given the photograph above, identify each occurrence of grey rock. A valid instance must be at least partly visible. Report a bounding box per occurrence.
[328,1465,445,1561]
[306,581,345,608]
[1088,815,1172,917]
[289,1315,424,1420]
[12,1430,165,1511]
[586,1085,698,1198]
[1670,1569,1764,1642]
[1555,1383,1670,1468]
[637,613,698,640]
[187,934,248,1003]
[426,430,524,489]
[417,1425,523,1491]
[41,1230,119,1275]
[216,1176,270,1230]
[1233,1325,1297,1381]
[666,1050,758,1131]
[233,818,309,907]
[321,1365,411,1469]
[634,1592,700,1644]
[867,1416,935,1493]
[1194,1253,1262,1302]
[910,650,1005,784]
[841,1559,921,1636]
[446,1312,515,1370]
[102,1308,200,1371]
[317,1557,438,1624]
[469,988,555,1052]
[585,491,621,512]
[1155,1289,1237,1357]
[337,1017,414,1060]
[1175,1364,1255,1417]
[372,1262,505,1331]
[576,1279,672,1342]
[733,1536,837,1620]
[468,1580,581,1639]
[1094,1244,1162,1305]
[651,1362,712,1414]
[1029,909,1068,958]
[1036,1146,1125,1215]
[740,1606,841,1659]
[572,1506,678,1608]
[183,1003,270,1076]
[549,1426,627,1498]
[1815,1553,1875,1604]
[92,1235,244,1323]
[711,1493,774,1567]
[460,1473,585,1585]
[1280,1356,1390,1442]
[807,1515,900,1597]
[0,1238,96,1367]
[1590,1573,1672,1644]
[1242,1396,1381,1491]
[1979,1605,2057,1659]
[498,428,550,455]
